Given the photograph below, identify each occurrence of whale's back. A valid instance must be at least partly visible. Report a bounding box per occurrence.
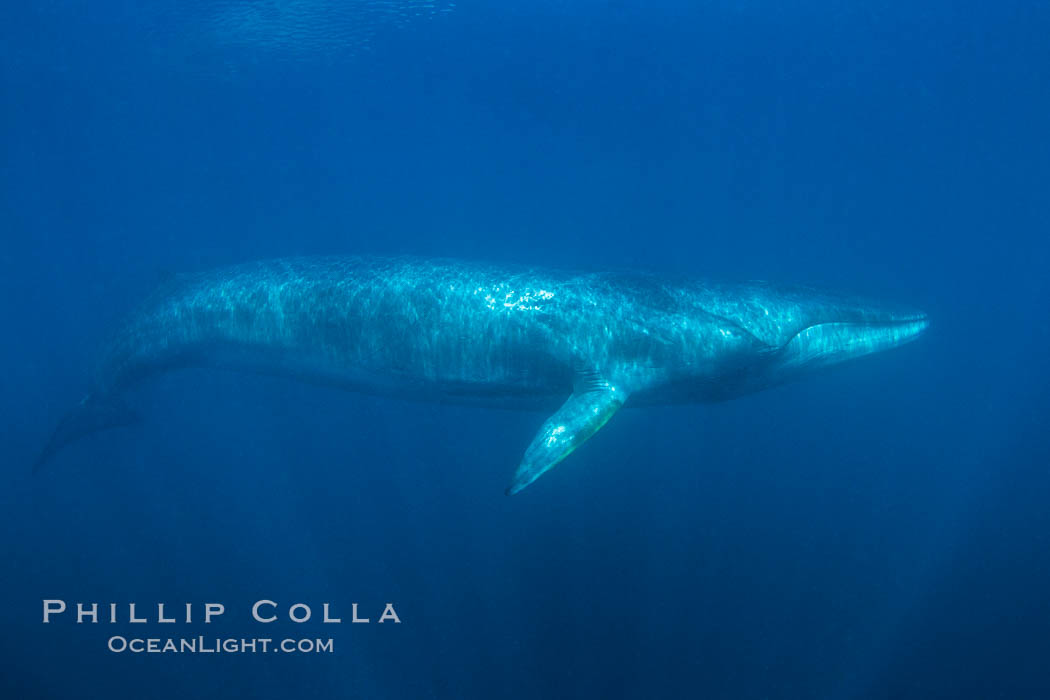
[94,257,581,399]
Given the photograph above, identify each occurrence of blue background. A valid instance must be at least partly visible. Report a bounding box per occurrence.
[2,1,1048,697]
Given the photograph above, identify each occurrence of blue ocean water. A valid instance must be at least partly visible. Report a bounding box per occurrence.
[1,1,1048,698]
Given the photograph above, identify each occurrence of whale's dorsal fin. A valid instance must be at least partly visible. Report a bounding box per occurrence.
[506,374,627,495]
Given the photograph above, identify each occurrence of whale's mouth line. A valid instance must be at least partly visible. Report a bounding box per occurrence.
[797,313,930,336]
[871,313,930,334]
[880,312,929,326]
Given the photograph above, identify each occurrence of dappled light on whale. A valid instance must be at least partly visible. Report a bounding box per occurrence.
[35,256,928,493]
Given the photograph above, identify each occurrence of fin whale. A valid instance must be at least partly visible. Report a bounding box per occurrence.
[36,256,929,493]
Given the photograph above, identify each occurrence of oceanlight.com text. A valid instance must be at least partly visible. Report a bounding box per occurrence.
[107,636,334,654]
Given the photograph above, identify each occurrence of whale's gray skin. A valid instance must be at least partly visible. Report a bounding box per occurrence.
[37,256,929,493]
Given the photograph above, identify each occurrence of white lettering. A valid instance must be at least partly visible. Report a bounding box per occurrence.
[204,603,225,623]
[289,604,311,623]
[77,603,98,623]
[252,600,277,623]
[379,604,400,624]
[42,599,66,623]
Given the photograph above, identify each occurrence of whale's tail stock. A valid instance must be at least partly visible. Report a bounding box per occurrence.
[34,393,138,471]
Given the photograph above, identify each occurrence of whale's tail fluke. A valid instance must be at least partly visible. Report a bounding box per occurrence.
[34,393,139,471]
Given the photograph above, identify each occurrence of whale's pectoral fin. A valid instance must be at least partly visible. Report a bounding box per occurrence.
[506,380,627,495]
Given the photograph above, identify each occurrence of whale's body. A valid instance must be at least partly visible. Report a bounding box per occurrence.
[38,256,929,493]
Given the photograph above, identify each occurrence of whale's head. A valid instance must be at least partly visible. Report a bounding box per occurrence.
[763,291,930,378]
[646,284,930,404]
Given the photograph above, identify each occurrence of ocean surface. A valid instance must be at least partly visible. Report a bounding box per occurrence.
[2,2,1048,698]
